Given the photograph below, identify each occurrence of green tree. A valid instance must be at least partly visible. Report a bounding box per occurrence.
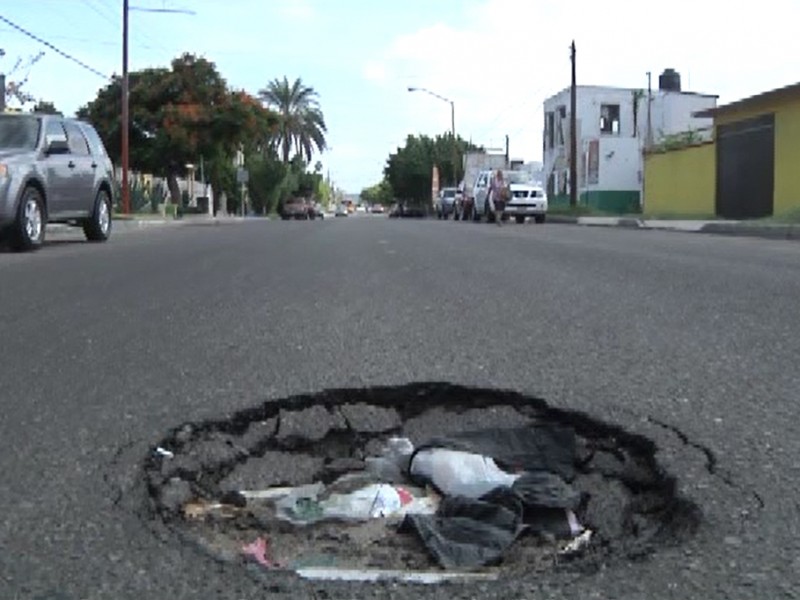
[78,54,276,206]
[31,100,61,115]
[258,76,327,163]
[246,149,291,215]
[383,133,476,204]
[360,179,393,206]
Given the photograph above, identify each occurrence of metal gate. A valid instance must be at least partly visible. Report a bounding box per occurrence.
[716,113,775,219]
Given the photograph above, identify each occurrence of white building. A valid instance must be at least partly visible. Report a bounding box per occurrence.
[542,69,717,213]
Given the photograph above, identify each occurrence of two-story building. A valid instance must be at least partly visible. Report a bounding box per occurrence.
[543,69,718,213]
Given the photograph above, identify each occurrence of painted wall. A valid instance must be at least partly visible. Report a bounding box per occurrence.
[714,92,800,217]
[774,101,800,216]
[643,143,715,216]
[543,85,717,211]
[652,92,716,139]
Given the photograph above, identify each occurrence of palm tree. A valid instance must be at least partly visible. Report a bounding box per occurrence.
[259,76,327,163]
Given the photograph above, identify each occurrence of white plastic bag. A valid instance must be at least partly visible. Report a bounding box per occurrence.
[410,448,520,498]
[365,437,415,481]
[323,484,403,520]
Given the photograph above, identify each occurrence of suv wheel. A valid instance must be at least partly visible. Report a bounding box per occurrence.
[534,214,546,224]
[83,189,112,242]
[11,186,46,251]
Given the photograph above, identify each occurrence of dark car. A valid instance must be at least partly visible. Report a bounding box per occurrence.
[281,198,310,220]
[0,112,116,251]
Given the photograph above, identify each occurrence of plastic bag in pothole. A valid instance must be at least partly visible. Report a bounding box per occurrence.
[275,482,437,525]
[409,448,521,499]
[365,437,415,482]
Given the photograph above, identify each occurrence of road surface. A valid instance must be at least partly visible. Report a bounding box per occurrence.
[1,218,798,599]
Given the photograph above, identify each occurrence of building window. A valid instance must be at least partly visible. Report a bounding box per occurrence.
[556,106,567,146]
[600,104,620,134]
[546,111,555,149]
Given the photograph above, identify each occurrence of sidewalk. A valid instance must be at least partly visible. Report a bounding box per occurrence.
[547,215,800,240]
[46,214,249,236]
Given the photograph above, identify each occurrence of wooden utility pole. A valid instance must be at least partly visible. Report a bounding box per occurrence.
[646,71,653,149]
[569,40,578,208]
[450,99,458,187]
[121,0,130,214]
[120,3,194,215]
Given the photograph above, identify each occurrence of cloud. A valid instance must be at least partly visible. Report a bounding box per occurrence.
[362,60,388,83]
[369,0,800,162]
[278,0,315,20]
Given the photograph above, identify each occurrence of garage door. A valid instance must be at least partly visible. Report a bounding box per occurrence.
[716,113,775,219]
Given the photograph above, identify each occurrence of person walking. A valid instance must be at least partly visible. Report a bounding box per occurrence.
[488,169,507,225]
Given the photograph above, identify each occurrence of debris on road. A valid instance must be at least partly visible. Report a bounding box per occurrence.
[144,383,701,584]
[242,536,280,569]
[155,446,174,459]
[560,529,593,557]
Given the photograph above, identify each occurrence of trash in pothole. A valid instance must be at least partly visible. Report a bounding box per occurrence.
[145,383,700,584]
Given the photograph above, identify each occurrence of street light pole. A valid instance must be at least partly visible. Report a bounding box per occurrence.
[407,86,458,187]
[121,0,130,214]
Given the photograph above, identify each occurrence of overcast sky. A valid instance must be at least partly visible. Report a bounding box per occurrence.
[2,0,798,191]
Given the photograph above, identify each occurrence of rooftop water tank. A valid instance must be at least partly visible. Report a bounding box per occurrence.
[659,68,682,92]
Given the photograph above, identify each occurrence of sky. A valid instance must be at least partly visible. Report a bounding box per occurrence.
[1,0,799,192]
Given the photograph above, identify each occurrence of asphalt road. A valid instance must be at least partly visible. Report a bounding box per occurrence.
[1,217,798,599]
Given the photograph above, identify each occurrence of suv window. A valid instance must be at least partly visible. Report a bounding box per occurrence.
[79,123,108,158]
[45,119,66,141]
[64,121,90,156]
[0,115,40,150]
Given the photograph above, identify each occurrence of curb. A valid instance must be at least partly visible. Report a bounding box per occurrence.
[545,215,799,241]
[698,222,799,240]
[545,215,579,225]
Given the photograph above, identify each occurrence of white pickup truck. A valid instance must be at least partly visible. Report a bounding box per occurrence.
[470,170,548,223]
[455,152,507,220]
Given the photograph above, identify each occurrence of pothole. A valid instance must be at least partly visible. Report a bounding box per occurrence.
[143,383,700,584]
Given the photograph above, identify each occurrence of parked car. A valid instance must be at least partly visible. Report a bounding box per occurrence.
[281,198,310,220]
[371,204,385,214]
[504,180,548,224]
[312,203,325,219]
[467,169,547,223]
[434,187,459,220]
[0,112,116,251]
[335,203,349,217]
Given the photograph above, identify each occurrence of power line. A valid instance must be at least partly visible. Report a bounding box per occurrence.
[83,0,121,31]
[0,14,109,79]
[0,27,166,51]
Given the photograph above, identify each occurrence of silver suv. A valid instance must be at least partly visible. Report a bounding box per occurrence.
[0,113,115,251]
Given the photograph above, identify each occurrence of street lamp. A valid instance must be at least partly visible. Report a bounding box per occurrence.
[407,86,458,188]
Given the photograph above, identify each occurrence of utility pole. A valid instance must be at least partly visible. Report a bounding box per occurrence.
[120,3,195,215]
[505,134,509,167]
[0,49,6,112]
[569,40,578,208]
[646,71,653,149]
[450,99,458,188]
[121,0,130,214]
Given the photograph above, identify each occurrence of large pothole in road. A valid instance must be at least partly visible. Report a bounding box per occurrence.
[143,383,700,584]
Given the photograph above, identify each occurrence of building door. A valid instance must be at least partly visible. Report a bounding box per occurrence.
[716,113,775,219]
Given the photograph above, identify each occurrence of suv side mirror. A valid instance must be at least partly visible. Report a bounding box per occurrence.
[45,135,69,155]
